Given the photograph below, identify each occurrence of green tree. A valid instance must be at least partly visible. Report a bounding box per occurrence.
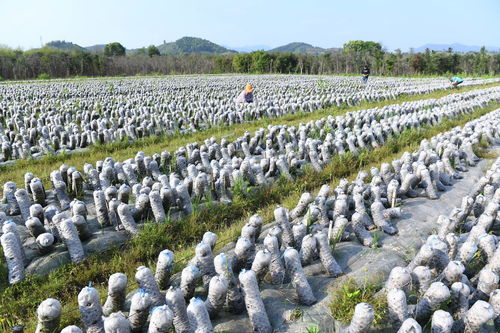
[104,42,126,56]
[373,48,384,72]
[147,45,160,57]
[214,55,234,72]
[320,53,332,73]
[475,46,489,74]
[394,48,404,75]
[450,53,460,73]
[250,50,271,73]
[137,47,146,56]
[385,53,396,74]
[431,52,452,74]
[410,53,425,73]
[493,54,500,75]
[422,48,436,74]
[274,53,297,73]
[343,40,382,56]
[232,53,252,72]
[343,40,385,74]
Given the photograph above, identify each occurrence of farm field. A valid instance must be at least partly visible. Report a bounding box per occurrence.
[1,75,499,188]
[1,75,498,164]
[1,75,500,332]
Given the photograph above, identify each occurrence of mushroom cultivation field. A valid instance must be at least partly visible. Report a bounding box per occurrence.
[1,75,500,333]
[0,75,498,163]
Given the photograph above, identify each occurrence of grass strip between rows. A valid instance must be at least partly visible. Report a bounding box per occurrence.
[1,97,499,331]
[1,82,499,197]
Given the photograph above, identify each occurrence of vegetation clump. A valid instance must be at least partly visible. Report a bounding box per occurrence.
[329,278,388,327]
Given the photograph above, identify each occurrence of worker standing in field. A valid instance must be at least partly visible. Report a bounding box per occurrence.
[361,65,370,84]
[449,76,464,88]
[235,84,254,103]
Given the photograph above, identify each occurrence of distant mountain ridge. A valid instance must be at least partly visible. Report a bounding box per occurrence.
[44,39,343,55]
[413,43,499,53]
[43,39,499,55]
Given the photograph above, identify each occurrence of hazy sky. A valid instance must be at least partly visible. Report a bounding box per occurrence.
[1,0,499,51]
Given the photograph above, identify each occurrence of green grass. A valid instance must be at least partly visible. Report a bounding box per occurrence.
[329,278,387,327]
[478,135,490,149]
[306,324,324,333]
[473,136,496,159]
[289,308,304,321]
[464,250,488,277]
[474,147,497,160]
[0,89,499,331]
[372,231,381,249]
[0,81,498,198]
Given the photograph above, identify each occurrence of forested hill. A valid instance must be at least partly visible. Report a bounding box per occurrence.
[46,41,107,54]
[45,40,86,52]
[157,37,236,55]
[44,37,236,55]
[269,42,329,54]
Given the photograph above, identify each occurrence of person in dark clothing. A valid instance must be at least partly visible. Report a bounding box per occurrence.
[361,66,370,84]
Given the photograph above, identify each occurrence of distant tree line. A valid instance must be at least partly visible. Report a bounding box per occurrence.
[0,41,498,80]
